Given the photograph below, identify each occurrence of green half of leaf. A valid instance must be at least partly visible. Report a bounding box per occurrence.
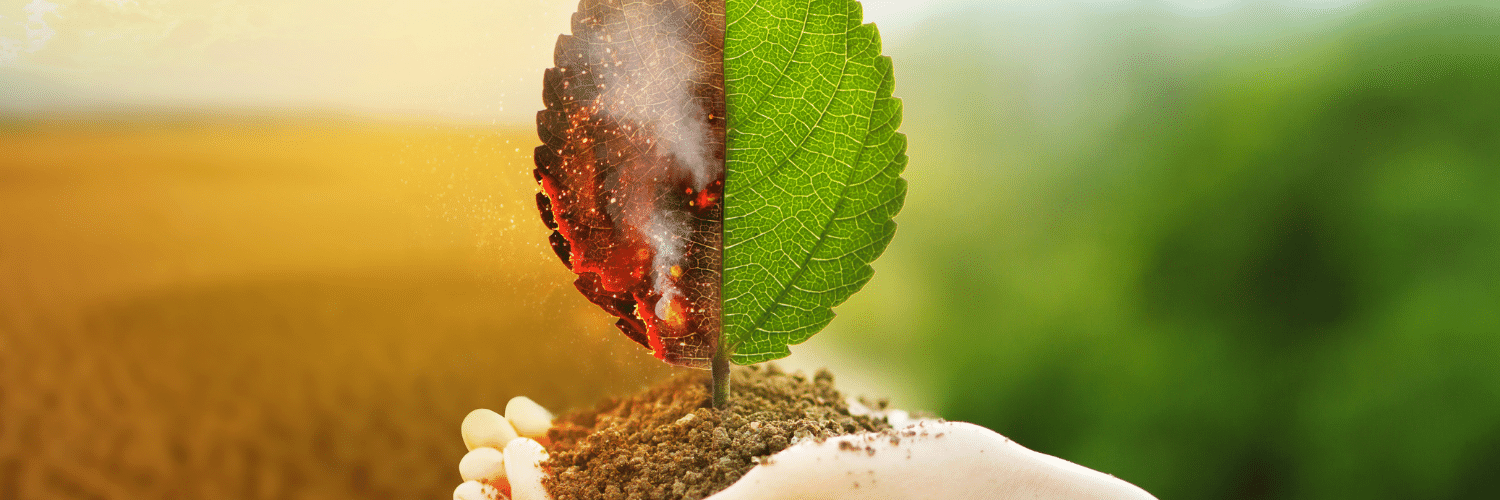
[723,0,908,365]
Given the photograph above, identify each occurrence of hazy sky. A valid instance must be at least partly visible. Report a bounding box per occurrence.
[1,0,1361,123]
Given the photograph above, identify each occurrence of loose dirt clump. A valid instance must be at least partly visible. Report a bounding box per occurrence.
[543,364,889,500]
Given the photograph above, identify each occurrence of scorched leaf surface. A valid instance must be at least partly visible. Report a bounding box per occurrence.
[534,0,726,368]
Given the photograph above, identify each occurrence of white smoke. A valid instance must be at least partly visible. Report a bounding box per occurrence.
[589,0,719,322]
[591,0,719,192]
[645,209,690,322]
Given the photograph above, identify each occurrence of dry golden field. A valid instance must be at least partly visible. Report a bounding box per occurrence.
[0,117,676,500]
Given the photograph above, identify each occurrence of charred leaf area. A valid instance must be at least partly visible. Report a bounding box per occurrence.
[533,0,727,368]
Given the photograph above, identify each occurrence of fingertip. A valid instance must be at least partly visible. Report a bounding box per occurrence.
[454,480,504,500]
[506,396,555,438]
[459,447,507,482]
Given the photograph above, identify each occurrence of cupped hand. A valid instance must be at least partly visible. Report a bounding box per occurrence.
[453,398,1156,500]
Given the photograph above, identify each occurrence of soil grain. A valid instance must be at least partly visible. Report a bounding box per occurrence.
[543,365,889,500]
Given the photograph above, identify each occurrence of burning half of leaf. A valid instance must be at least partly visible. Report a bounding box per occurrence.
[534,0,725,368]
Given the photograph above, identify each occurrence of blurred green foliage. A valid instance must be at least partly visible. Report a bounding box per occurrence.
[835,0,1500,497]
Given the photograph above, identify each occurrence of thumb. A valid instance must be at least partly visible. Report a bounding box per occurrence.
[706,421,1156,500]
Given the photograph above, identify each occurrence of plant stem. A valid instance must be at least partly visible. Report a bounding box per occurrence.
[711,345,730,409]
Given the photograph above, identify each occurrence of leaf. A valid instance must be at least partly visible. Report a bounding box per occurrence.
[722,0,908,364]
[535,0,905,368]
[534,0,727,368]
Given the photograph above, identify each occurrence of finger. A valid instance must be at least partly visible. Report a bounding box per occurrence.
[504,437,553,500]
[462,409,521,451]
[705,421,1156,500]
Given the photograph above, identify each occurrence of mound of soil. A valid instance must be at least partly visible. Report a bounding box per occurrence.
[543,364,890,500]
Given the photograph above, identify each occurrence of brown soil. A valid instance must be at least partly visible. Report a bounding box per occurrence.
[543,365,891,500]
